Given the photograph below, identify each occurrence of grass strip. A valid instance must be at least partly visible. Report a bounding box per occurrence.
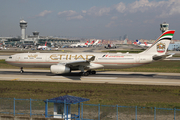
[0,81,180,108]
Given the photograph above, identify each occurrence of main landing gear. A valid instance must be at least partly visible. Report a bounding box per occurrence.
[20,67,24,73]
[79,66,96,76]
[79,70,96,76]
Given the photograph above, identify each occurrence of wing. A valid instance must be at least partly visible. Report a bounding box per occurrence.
[57,56,96,69]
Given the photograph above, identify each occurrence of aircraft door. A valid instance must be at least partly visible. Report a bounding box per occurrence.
[136,56,140,63]
[15,55,20,61]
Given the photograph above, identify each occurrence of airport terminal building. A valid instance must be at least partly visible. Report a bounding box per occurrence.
[0,19,80,47]
[0,36,80,47]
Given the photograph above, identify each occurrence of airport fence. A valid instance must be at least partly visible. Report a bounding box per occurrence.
[0,98,180,120]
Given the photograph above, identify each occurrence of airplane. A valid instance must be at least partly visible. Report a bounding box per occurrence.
[37,42,51,50]
[69,43,77,48]
[70,41,89,48]
[0,42,7,50]
[0,46,6,50]
[84,41,89,46]
[37,42,47,50]
[5,30,175,76]
[144,42,152,47]
[90,40,95,45]
[87,40,94,46]
[105,44,116,49]
[93,40,101,46]
[86,40,100,47]
[51,41,55,48]
[134,40,152,47]
[133,40,141,45]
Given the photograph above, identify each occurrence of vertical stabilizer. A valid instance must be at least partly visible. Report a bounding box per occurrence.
[140,30,175,56]
[144,42,147,46]
[85,41,88,45]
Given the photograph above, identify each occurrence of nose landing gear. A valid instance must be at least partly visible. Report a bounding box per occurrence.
[20,67,24,73]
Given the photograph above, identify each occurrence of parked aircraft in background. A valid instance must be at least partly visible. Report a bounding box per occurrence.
[0,42,7,50]
[38,42,48,50]
[105,44,116,49]
[6,30,175,76]
[0,46,6,50]
[144,42,152,47]
[93,40,101,45]
[134,40,152,47]
[133,40,141,45]
[69,43,78,48]
[87,40,95,46]
[51,41,55,48]
[70,41,89,48]
[37,42,51,50]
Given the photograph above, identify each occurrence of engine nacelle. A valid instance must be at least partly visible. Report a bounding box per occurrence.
[50,65,70,74]
[87,63,104,69]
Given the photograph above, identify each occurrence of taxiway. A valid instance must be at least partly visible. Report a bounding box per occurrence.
[0,69,180,86]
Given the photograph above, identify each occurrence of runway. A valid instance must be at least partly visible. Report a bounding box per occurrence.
[0,69,180,86]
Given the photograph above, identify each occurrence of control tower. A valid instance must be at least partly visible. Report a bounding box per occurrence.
[33,31,39,38]
[20,19,27,39]
[160,22,169,33]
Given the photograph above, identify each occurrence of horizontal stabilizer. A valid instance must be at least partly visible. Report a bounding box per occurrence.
[153,53,175,60]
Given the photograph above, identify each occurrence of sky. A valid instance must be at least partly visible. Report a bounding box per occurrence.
[0,0,180,40]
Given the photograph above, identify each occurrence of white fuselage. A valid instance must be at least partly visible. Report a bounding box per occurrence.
[38,46,47,49]
[139,43,152,47]
[6,52,153,70]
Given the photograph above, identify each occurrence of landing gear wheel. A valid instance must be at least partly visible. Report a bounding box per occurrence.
[83,72,89,76]
[79,72,84,76]
[91,71,96,74]
[87,70,92,75]
[79,72,89,76]
[20,67,24,74]
[20,70,24,74]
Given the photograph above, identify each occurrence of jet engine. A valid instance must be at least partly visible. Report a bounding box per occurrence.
[50,65,70,74]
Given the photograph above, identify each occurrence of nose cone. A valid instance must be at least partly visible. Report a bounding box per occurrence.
[5,57,9,63]
[5,56,12,63]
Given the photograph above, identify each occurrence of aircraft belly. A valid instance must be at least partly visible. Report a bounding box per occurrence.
[20,63,52,68]
[102,63,144,69]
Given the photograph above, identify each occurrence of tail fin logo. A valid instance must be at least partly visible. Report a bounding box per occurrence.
[157,43,165,53]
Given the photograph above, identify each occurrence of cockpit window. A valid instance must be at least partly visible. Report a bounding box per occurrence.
[9,56,12,59]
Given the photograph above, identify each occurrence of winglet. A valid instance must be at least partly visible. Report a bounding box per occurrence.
[88,56,95,61]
